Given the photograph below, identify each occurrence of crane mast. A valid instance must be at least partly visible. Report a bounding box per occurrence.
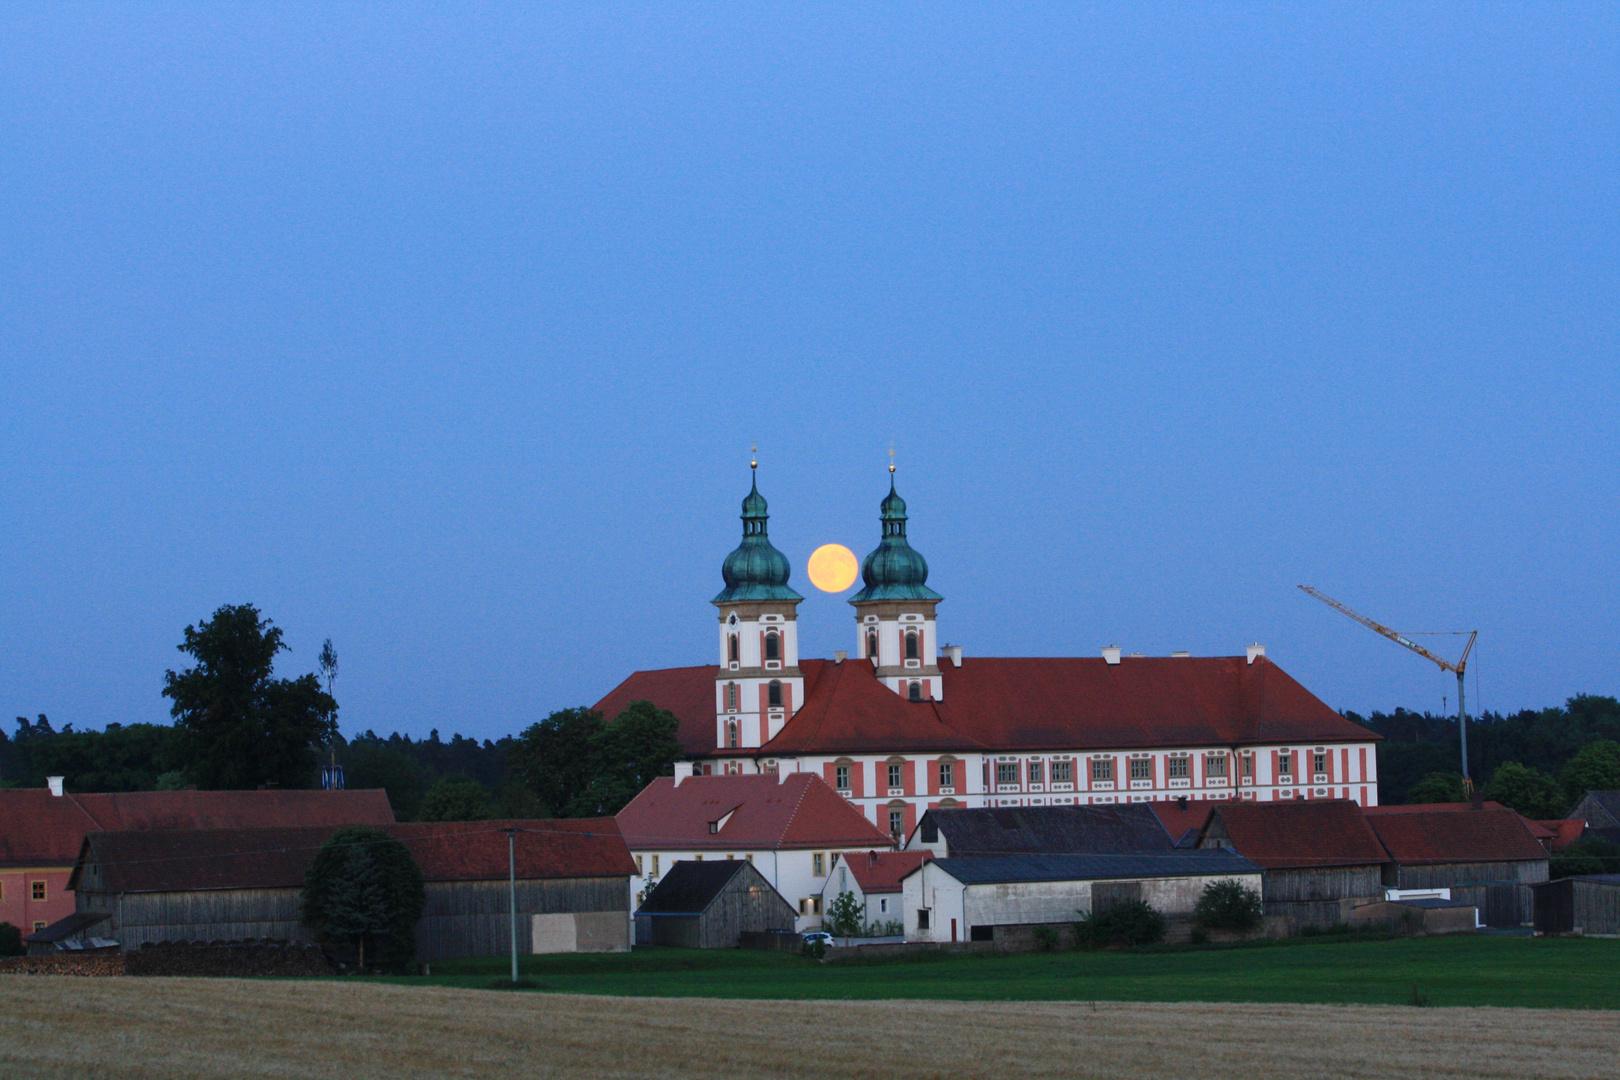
[1298,586,1477,789]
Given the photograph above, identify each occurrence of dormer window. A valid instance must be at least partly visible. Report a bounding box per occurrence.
[764,632,780,661]
[768,680,782,707]
[908,681,922,702]
[905,632,919,660]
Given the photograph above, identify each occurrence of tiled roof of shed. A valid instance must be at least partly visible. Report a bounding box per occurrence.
[1366,809,1548,866]
[72,819,634,894]
[615,773,893,851]
[594,655,1375,758]
[1204,800,1388,869]
[0,787,395,868]
[919,804,1173,857]
[926,849,1260,886]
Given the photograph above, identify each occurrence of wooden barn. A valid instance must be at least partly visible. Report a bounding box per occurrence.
[1364,806,1548,927]
[634,860,796,948]
[64,819,636,959]
[1197,800,1388,930]
[1531,875,1620,936]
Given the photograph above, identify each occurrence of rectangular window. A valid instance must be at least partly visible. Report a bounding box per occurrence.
[745,853,753,863]
[693,854,703,861]
[1313,752,1327,775]
[651,855,659,876]
[813,853,826,876]
[1167,757,1188,779]
[917,908,931,930]
[635,855,643,875]
[1278,753,1293,776]
[31,881,46,902]
[879,897,888,914]
[1205,755,1227,777]
[34,922,46,933]
[1091,759,1114,782]
[1027,761,1043,784]
[835,765,850,790]
[889,809,904,837]
[1240,755,1253,777]
[938,760,954,788]
[1051,760,1072,783]
[888,763,902,789]
[1130,758,1152,781]
[996,762,1019,785]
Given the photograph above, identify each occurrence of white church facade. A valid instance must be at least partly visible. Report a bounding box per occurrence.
[595,464,1380,839]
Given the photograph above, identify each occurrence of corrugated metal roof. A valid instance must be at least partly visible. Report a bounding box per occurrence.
[927,849,1260,885]
[921,804,1173,857]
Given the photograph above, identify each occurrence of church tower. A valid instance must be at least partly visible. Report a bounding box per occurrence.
[850,462,945,701]
[712,461,804,752]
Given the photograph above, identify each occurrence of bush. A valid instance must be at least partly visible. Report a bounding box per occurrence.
[801,938,826,959]
[1189,927,1209,946]
[1193,879,1263,932]
[1074,900,1166,949]
[0,922,22,957]
[1032,925,1059,952]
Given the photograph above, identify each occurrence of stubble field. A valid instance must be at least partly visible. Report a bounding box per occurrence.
[3,977,1618,1080]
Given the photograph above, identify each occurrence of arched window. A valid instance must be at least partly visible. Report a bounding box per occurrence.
[764,632,780,661]
[768,680,782,707]
[867,631,878,659]
[908,681,922,702]
[726,721,739,748]
[727,635,739,663]
[905,632,919,660]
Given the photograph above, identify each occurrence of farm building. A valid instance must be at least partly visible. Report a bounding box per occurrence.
[635,860,797,948]
[1531,875,1620,936]
[616,772,893,930]
[0,783,394,936]
[1567,791,1620,840]
[1147,799,1216,847]
[899,850,1261,944]
[905,804,1173,858]
[1364,806,1549,927]
[1196,800,1388,929]
[819,850,931,931]
[61,819,635,958]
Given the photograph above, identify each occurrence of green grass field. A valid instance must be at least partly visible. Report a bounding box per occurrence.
[372,933,1620,1010]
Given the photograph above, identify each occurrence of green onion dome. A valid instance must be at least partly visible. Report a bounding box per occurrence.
[850,475,943,603]
[713,472,803,604]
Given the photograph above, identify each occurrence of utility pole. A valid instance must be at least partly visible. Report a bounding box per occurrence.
[1298,586,1477,788]
[505,827,519,983]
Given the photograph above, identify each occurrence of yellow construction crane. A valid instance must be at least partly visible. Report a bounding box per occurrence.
[1298,585,1478,789]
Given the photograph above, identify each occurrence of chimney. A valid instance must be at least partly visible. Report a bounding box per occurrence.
[673,761,695,786]
[1176,795,1188,811]
[47,776,65,797]
[1102,646,1121,666]
[834,651,848,664]
[1246,643,1266,665]
[944,645,962,667]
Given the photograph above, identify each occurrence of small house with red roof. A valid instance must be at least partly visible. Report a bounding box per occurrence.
[0,782,394,937]
[60,818,636,958]
[1197,800,1389,928]
[614,772,894,931]
[819,849,932,933]
[1364,806,1548,926]
[595,469,1382,840]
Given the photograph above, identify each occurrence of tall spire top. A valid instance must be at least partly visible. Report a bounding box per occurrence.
[888,443,896,477]
[851,464,942,603]
[714,460,801,604]
[751,443,758,472]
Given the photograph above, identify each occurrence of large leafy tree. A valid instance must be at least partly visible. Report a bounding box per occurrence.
[1560,740,1620,805]
[301,825,425,971]
[162,604,337,789]
[508,707,606,816]
[416,776,493,821]
[1481,761,1566,819]
[1405,771,1468,804]
[564,700,683,817]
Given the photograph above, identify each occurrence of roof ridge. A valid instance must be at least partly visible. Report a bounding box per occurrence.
[778,772,815,846]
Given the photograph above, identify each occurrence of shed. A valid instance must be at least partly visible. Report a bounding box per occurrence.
[1364,807,1548,927]
[900,850,1261,944]
[1567,791,1620,832]
[635,860,796,948]
[820,850,931,931]
[1197,800,1387,929]
[907,804,1173,858]
[1531,875,1620,937]
[67,819,636,959]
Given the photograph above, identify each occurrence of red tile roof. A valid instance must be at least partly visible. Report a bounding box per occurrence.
[615,773,894,851]
[1366,809,1549,866]
[1146,800,1218,845]
[0,788,395,868]
[834,849,932,894]
[73,818,634,894]
[1204,800,1388,869]
[594,655,1374,758]
[1535,819,1587,852]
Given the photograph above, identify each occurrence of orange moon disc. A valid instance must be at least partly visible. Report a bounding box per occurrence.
[807,544,859,593]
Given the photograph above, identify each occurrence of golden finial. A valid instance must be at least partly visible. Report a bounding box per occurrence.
[888,443,896,474]
[750,443,757,471]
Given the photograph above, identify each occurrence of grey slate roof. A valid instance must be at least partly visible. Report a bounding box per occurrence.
[920,804,1173,857]
[636,859,750,915]
[928,849,1260,886]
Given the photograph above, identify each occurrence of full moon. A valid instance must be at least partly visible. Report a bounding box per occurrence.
[807,544,859,593]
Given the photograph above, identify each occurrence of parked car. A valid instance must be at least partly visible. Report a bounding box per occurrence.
[801,931,834,948]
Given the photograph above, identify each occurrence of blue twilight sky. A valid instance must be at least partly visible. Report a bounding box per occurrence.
[2,5,1616,742]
